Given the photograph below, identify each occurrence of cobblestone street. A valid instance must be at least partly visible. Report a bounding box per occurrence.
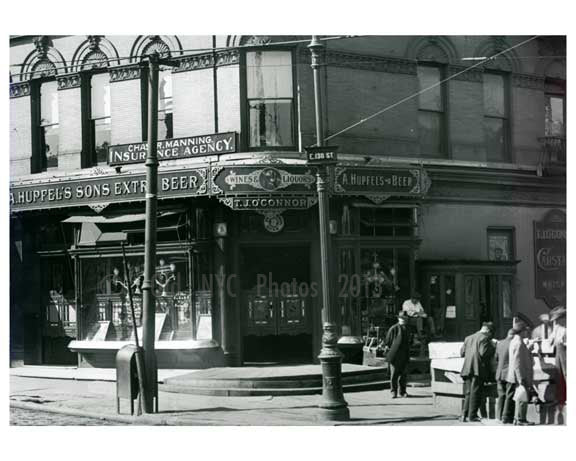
[10,407,128,426]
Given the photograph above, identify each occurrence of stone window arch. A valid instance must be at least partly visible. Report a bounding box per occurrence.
[71,36,120,72]
[21,36,67,80]
[473,37,522,73]
[130,35,183,61]
[405,36,459,64]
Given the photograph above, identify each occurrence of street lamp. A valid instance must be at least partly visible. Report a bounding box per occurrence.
[308,36,350,421]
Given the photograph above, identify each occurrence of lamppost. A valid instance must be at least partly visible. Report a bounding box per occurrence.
[308,36,350,421]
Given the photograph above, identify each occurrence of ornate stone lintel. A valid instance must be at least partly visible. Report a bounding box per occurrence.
[513,73,545,90]
[110,65,141,82]
[173,53,214,73]
[448,65,483,83]
[216,50,240,67]
[57,73,81,90]
[300,49,417,75]
[10,82,31,99]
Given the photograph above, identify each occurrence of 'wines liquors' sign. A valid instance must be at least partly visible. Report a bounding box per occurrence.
[534,209,566,307]
[108,132,236,165]
[10,168,208,211]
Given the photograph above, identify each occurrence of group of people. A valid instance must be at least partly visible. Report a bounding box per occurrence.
[460,306,566,425]
[381,300,567,424]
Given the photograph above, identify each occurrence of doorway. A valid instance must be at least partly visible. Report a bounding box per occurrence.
[239,245,313,364]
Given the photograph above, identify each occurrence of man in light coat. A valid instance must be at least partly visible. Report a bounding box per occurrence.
[495,328,516,423]
[506,325,535,425]
[460,322,495,422]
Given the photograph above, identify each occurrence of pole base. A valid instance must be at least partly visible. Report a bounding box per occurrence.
[317,405,350,422]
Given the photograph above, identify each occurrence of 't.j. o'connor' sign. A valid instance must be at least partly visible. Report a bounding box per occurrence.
[534,209,566,308]
[10,169,208,212]
[108,132,236,165]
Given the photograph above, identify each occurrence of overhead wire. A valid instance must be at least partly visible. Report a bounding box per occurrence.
[323,35,541,143]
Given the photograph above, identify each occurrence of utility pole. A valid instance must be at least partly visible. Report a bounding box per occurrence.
[141,52,160,414]
[308,36,350,421]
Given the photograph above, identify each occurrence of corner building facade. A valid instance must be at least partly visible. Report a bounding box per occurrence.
[9,35,566,368]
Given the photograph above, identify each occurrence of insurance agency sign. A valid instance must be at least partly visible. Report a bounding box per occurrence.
[534,209,566,307]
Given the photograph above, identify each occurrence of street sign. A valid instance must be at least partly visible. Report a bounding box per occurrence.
[305,146,339,164]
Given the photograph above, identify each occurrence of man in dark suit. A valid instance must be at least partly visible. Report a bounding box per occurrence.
[384,311,412,398]
[460,322,496,422]
[496,328,516,423]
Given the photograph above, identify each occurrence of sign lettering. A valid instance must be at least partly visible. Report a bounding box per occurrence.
[214,166,316,195]
[108,132,236,165]
[334,167,427,196]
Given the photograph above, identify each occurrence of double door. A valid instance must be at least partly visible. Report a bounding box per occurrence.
[243,291,309,336]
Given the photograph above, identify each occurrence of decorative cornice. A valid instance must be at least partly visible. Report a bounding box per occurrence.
[173,53,214,73]
[447,65,483,83]
[173,50,240,73]
[513,73,545,90]
[301,49,417,75]
[110,65,141,82]
[10,82,31,99]
[57,73,81,90]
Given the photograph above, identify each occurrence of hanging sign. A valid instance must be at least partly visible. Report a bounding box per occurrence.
[10,168,208,212]
[218,195,318,211]
[534,209,566,307]
[305,146,339,164]
[108,132,236,165]
[212,166,316,195]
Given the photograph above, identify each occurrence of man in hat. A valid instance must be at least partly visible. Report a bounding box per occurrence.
[496,328,516,423]
[402,292,436,337]
[550,306,566,420]
[460,322,496,422]
[384,311,413,398]
[506,323,535,425]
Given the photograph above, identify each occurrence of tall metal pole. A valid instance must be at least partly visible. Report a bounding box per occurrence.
[309,36,349,421]
[141,52,160,414]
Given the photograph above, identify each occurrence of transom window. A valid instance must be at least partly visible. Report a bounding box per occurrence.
[246,50,294,149]
[483,73,509,162]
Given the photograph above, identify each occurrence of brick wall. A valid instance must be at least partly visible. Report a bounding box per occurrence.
[111,78,142,145]
[10,96,32,177]
[173,68,215,138]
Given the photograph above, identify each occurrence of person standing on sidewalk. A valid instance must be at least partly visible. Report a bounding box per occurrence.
[506,324,535,426]
[384,311,412,399]
[460,322,495,422]
[549,306,566,424]
[496,328,516,423]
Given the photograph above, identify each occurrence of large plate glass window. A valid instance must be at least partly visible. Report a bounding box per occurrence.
[90,72,111,164]
[246,50,294,148]
[39,80,59,169]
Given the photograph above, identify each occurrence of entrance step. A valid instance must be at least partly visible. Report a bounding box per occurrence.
[160,364,390,396]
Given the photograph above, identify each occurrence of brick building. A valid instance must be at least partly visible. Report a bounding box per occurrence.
[9,35,566,368]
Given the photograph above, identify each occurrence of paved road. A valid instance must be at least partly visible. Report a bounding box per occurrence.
[10,407,128,426]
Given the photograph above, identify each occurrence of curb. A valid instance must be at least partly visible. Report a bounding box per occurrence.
[10,401,167,426]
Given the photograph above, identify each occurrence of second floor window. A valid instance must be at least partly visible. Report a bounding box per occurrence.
[483,73,509,162]
[90,73,111,164]
[39,80,59,169]
[545,94,565,137]
[158,69,173,140]
[246,50,294,149]
[418,65,446,157]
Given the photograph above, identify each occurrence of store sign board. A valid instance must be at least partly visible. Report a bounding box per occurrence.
[219,195,318,211]
[10,169,208,212]
[213,166,316,195]
[534,209,566,307]
[108,132,236,165]
[334,166,429,196]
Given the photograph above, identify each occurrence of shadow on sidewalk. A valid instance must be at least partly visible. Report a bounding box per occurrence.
[156,404,319,415]
[345,414,459,425]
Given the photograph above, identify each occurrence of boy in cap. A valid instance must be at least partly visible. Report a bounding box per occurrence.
[384,311,413,398]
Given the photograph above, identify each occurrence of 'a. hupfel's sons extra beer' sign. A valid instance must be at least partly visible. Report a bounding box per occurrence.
[534,209,566,307]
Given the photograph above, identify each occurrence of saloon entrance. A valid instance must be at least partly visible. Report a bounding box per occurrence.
[239,246,313,364]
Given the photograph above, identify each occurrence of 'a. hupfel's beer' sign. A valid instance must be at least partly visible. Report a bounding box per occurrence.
[534,209,566,307]
[108,132,236,165]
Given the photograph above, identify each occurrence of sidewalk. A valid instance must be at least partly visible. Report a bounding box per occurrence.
[10,372,469,426]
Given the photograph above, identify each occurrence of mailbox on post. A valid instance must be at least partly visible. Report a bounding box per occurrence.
[116,344,139,415]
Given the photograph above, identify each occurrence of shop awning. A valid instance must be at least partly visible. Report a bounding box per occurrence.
[62,211,178,224]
